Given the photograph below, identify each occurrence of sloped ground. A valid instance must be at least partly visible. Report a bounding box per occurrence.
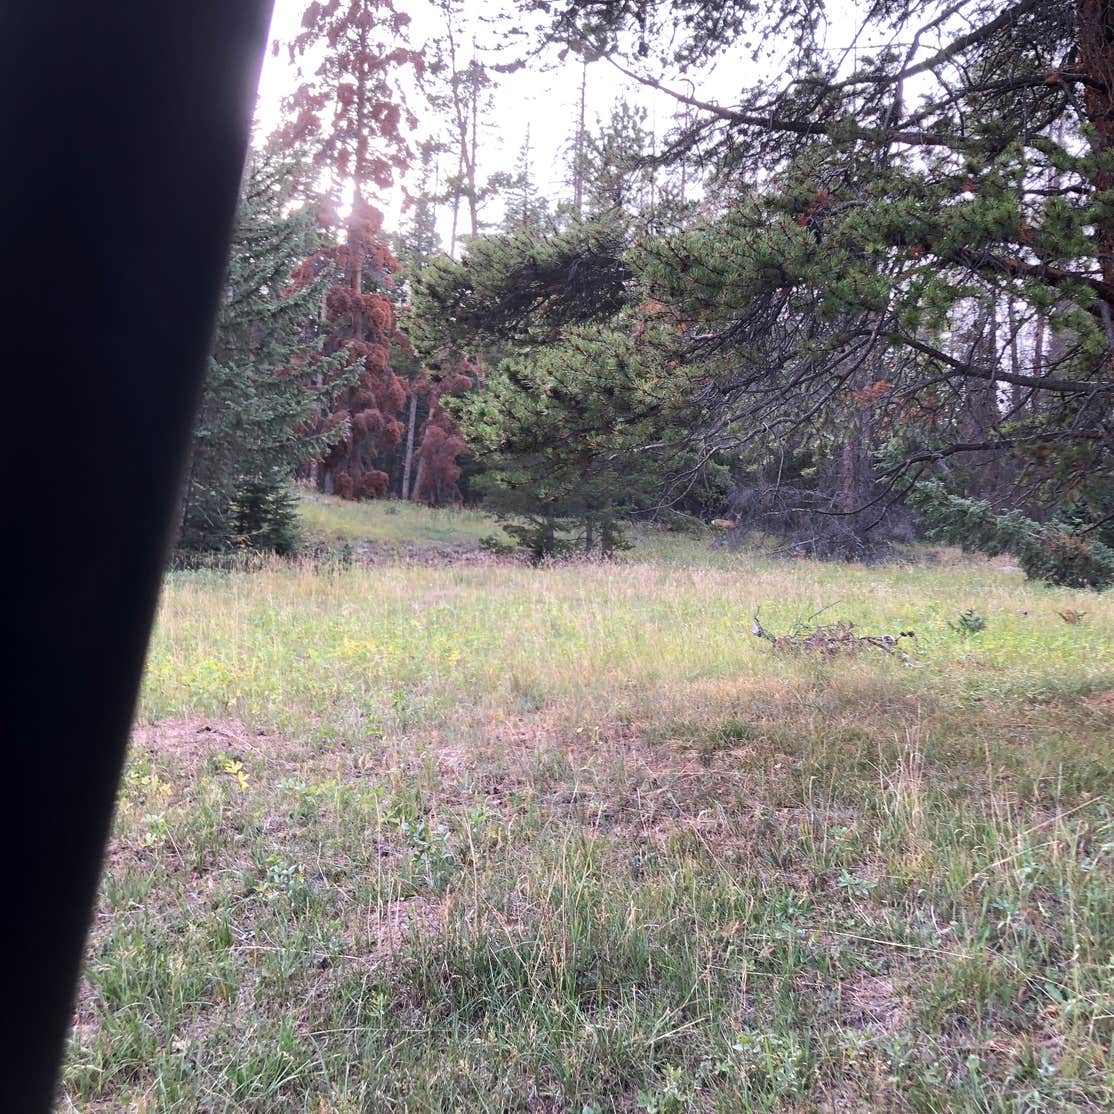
[60,525,1113,1112]
[296,490,505,564]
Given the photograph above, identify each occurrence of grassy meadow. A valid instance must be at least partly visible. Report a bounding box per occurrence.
[60,496,1114,1112]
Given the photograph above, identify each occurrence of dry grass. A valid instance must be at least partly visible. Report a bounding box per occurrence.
[58,506,1114,1112]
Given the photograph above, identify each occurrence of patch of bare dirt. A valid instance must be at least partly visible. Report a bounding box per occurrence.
[411,712,827,839]
[129,717,311,774]
[814,1085,906,1113]
[839,972,906,1034]
[1083,689,1114,715]
[351,895,448,965]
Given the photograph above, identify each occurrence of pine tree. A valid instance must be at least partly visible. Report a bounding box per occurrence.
[502,128,549,235]
[281,0,418,198]
[177,154,350,554]
[412,350,477,506]
[429,1,506,254]
[291,200,409,500]
[570,61,589,219]
[392,139,446,499]
[448,322,702,558]
[909,481,1114,591]
[581,99,655,218]
[280,0,421,499]
[412,221,631,352]
[529,1,1114,513]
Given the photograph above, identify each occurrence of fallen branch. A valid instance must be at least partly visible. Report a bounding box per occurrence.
[752,608,915,656]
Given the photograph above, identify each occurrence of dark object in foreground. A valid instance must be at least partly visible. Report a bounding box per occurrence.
[0,4,273,1110]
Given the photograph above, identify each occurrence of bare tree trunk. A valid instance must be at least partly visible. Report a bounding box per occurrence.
[443,6,469,256]
[449,149,462,259]
[957,305,1004,503]
[573,61,587,218]
[1031,313,1046,417]
[467,53,480,239]
[401,393,418,500]
[1007,298,1023,413]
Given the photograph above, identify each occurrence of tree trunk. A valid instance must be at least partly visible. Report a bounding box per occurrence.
[956,306,1004,503]
[467,62,480,239]
[175,438,198,547]
[1007,298,1023,414]
[413,454,427,506]
[1031,313,1046,417]
[401,392,418,499]
[1077,0,1114,351]
[444,8,467,257]
[573,61,587,218]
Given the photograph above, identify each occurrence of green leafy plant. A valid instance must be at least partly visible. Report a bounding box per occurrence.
[731,1030,810,1101]
[139,813,169,849]
[949,608,988,637]
[255,857,307,903]
[637,1065,695,1113]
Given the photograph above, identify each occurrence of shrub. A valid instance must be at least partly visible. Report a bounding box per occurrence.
[909,482,1114,591]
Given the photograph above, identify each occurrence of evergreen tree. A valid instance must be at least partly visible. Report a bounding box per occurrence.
[393,140,445,276]
[581,99,655,219]
[429,1,508,253]
[389,139,480,506]
[280,0,420,499]
[445,319,706,558]
[502,128,549,235]
[178,155,350,554]
[526,0,1114,519]
[392,139,446,500]
[413,220,631,353]
[412,220,734,554]
[411,350,477,507]
[910,481,1114,590]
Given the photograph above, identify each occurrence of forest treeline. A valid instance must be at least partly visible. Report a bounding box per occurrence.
[178,0,1114,589]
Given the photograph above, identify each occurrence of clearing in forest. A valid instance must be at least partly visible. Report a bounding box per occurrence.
[62,501,1113,1112]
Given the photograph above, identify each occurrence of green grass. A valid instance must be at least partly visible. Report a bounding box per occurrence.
[60,502,1114,1112]
[297,489,503,551]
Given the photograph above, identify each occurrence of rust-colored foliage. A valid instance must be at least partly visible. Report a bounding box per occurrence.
[850,380,892,408]
[281,1,421,195]
[309,201,409,498]
[794,186,831,229]
[279,1,421,499]
[412,350,477,506]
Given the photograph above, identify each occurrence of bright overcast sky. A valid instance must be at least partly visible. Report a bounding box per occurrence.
[252,1,931,238]
[254,0,689,233]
